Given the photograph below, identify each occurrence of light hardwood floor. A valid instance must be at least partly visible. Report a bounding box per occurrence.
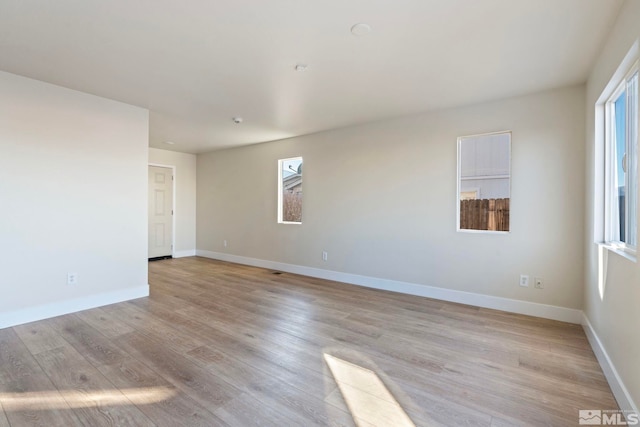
[0,257,617,426]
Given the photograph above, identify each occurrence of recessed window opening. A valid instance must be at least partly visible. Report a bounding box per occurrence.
[457,131,511,233]
[278,157,303,224]
[604,60,638,253]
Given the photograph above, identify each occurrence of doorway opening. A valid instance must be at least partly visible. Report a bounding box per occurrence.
[148,165,175,261]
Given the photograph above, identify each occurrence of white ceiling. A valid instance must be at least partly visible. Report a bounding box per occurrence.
[0,0,623,153]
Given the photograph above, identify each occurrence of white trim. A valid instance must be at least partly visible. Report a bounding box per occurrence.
[598,242,638,263]
[596,40,639,105]
[148,163,176,257]
[0,285,149,329]
[457,229,509,235]
[582,313,639,416]
[460,175,510,181]
[195,250,582,324]
[174,249,196,258]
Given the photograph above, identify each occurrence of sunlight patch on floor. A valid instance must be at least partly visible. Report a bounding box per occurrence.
[324,353,415,427]
[0,386,175,411]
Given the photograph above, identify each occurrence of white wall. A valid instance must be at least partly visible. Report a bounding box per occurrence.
[149,148,197,257]
[0,71,149,328]
[197,85,585,318]
[584,0,640,414]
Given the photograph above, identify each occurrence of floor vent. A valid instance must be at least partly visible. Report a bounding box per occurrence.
[149,255,173,262]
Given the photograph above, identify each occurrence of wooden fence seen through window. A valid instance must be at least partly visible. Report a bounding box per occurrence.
[460,198,509,231]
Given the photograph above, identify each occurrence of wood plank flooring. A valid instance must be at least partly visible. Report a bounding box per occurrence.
[0,257,618,426]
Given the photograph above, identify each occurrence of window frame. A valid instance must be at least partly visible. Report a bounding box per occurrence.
[277,156,303,225]
[603,59,639,257]
[456,130,512,234]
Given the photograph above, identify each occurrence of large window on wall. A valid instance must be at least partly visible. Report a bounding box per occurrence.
[604,60,638,252]
[278,157,303,224]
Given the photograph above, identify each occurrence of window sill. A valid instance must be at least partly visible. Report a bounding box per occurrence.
[457,228,509,234]
[598,242,637,263]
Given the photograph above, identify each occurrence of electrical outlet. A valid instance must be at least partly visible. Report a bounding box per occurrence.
[534,278,544,289]
[67,272,78,286]
[322,251,328,261]
[519,274,529,287]
[223,240,228,248]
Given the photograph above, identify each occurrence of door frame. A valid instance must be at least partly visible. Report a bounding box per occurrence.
[148,163,176,258]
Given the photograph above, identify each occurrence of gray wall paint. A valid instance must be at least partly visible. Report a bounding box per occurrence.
[197,85,585,309]
[0,71,149,315]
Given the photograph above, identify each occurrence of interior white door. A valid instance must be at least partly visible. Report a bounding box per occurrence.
[148,166,173,259]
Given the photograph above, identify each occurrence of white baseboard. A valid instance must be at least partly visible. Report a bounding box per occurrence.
[0,285,149,330]
[174,249,196,258]
[582,314,638,416]
[196,250,582,324]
